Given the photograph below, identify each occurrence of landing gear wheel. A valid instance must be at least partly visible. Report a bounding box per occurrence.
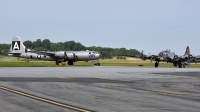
[178,63,182,68]
[56,61,60,65]
[94,63,100,66]
[173,61,177,67]
[68,61,74,65]
[155,62,159,68]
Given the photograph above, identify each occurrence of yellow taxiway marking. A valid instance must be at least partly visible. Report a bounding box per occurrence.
[100,83,126,87]
[147,88,188,95]
[0,86,91,112]
[100,83,187,95]
[57,77,71,80]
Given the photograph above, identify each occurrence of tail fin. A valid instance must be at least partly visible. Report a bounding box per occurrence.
[140,50,143,56]
[139,50,147,61]
[9,36,26,54]
[184,46,190,57]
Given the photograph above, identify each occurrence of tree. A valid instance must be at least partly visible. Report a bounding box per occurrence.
[3,38,140,58]
[51,43,60,51]
[0,44,10,54]
[32,39,42,48]
[34,47,46,51]
[23,40,33,49]
[42,39,51,50]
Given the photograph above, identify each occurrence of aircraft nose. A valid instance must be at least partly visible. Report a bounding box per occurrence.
[99,53,102,58]
[96,52,102,58]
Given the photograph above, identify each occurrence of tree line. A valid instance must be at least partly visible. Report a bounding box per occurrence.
[0,39,140,58]
[0,44,10,54]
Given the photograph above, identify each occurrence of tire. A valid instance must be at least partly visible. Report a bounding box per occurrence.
[68,61,74,65]
[178,63,182,68]
[155,62,159,68]
[56,61,59,65]
[173,61,177,67]
[96,63,100,66]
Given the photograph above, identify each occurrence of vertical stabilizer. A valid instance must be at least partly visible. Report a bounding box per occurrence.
[184,46,190,57]
[9,36,26,54]
[140,50,144,56]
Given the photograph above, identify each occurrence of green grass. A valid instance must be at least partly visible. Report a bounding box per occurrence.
[0,56,94,67]
[0,55,5,61]
[1,56,200,68]
[100,59,200,68]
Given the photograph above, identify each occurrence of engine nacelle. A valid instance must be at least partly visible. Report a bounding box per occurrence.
[55,52,65,58]
[174,55,178,59]
[67,53,75,60]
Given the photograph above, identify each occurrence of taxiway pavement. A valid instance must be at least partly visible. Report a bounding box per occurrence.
[0,67,200,112]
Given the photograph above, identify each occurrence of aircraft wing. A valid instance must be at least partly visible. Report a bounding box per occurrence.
[150,55,158,60]
[141,54,157,61]
[117,55,137,57]
[28,51,56,56]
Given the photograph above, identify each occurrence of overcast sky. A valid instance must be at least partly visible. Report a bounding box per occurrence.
[0,0,199,55]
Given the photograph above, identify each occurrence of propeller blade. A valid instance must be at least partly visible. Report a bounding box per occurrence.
[150,56,154,63]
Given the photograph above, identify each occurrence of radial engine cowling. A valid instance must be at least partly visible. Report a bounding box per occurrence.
[67,53,75,60]
[55,52,65,58]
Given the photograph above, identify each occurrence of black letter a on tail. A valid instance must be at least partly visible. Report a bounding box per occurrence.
[12,41,20,50]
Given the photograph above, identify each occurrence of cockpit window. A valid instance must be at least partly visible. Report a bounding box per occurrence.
[167,52,174,57]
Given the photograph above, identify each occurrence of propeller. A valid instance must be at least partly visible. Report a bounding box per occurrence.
[174,55,178,60]
[172,55,178,66]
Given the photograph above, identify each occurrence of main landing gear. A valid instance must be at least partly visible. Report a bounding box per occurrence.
[155,61,159,68]
[174,61,185,68]
[68,61,74,65]
[55,61,74,65]
[56,61,62,65]
[178,63,185,68]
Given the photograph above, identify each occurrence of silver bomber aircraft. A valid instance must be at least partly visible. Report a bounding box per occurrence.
[8,36,101,66]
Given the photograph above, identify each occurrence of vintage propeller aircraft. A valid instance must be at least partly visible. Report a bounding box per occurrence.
[8,36,101,66]
[140,46,195,68]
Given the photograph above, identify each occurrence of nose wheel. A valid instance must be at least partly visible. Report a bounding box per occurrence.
[94,60,100,66]
[94,63,100,66]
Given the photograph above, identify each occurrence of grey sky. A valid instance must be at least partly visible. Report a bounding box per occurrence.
[0,0,199,55]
